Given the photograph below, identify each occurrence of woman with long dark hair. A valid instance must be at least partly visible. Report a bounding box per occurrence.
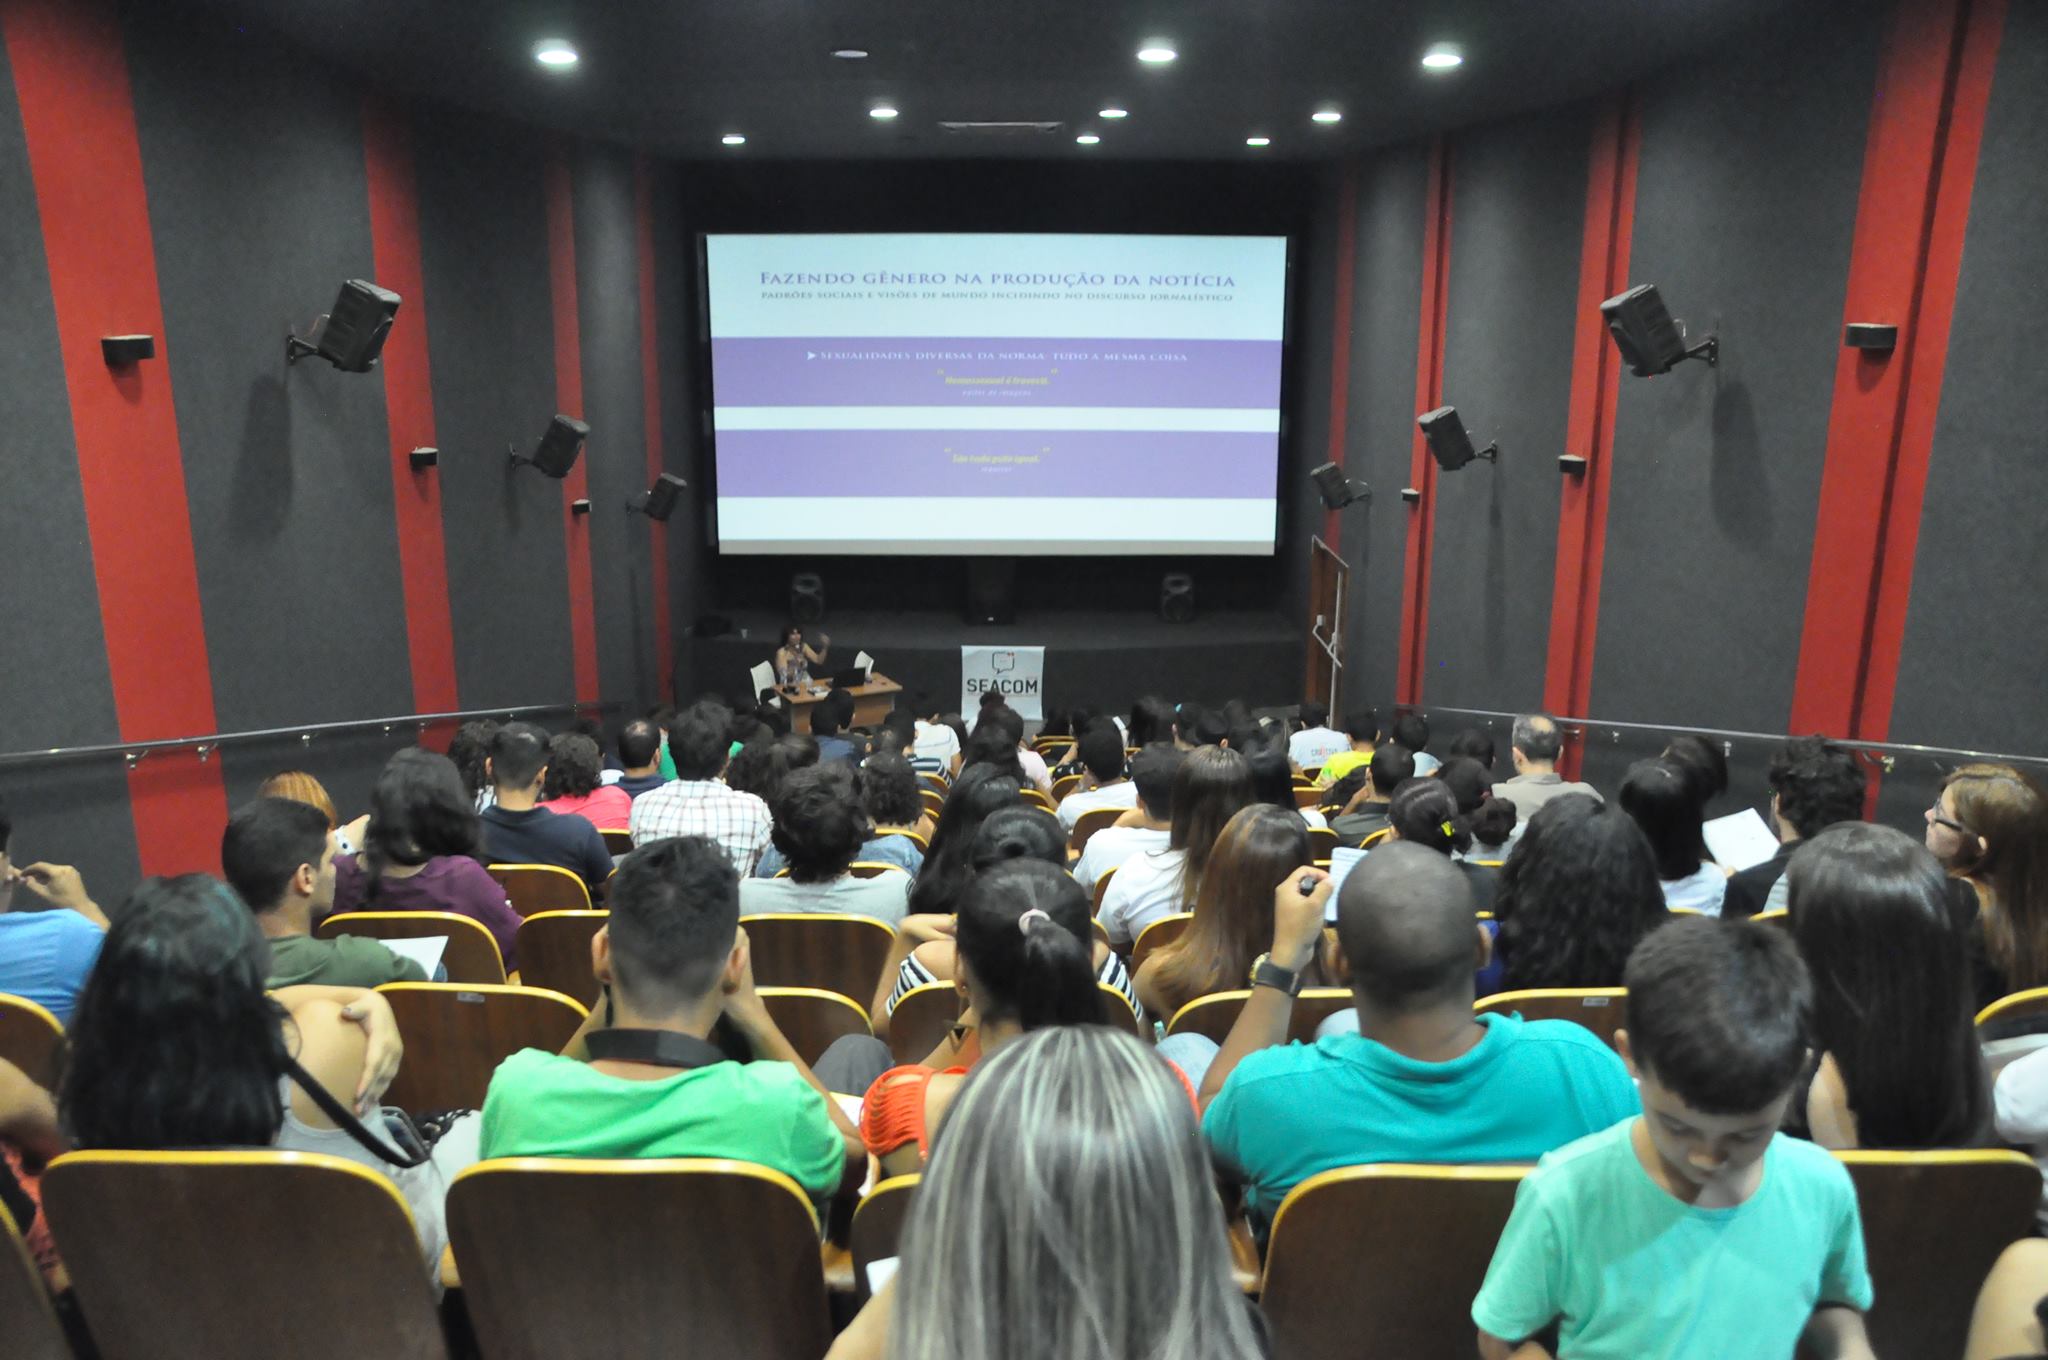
[61,876,454,1262]
[444,719,500,811]
[331,747,525,968]
[905,765,1025,917]
[1097,746,1254,949]
[860,860,1108,1177]
[1437,756,1516,862]
[1494,793,1667,991]
[1619,756,1729,915]
[1787,822,1990,1149]
[1928,763,2048,1002]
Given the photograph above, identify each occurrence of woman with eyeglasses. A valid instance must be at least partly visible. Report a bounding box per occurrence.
[1926,764,2048,1006]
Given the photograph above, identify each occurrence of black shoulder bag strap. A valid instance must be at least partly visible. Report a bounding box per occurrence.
[582,1028,732,1070]
[281,1055,433,1170]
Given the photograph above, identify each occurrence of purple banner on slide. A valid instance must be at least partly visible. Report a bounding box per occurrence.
[715,429,1277,498]
[711,337,1282,408]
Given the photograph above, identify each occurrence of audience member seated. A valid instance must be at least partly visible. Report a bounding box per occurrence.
[809,689,862,766]
[1445,726,1498,772]
[905,764,1026,916]
[538,732,633,829]
[825,1027,1264,1360]
[1127,694,1179,749]
[734,732,822,879]
[223,797,425,989]
[1383,778,1503,915]
[1495,713,1601,823]
[855,752,932,875]
[61,875,456,1265]
[630,700,774,876]
[1098,746,1253,949]
[1238,725,1328,830]
[1927,762,2048,1002]
[1136,804,1334,1024]
[0,792,106,1025]
[1312,708,1380,786]
[477,723,613,892]
[872,807,1143,1031]
[1327,744,1415,844]
[258,769,369,855]
[611,719,670,801]
[480,837,860,1203]
[1438,756,1517,861]
[859,860,1111,1178]
[1494,793,1666,992]
[1289,700,1350,770]
[738,766,911,926]
[1055,721,1139,830]
[1474,918,1875,1360]
[1661,732,1730,813]
[332,748,524,969]
[906,707,958,777]
[1724,735,1867,919]
[1785,823,1989,1149]
[446,718,501,812]
[1199,843,1638,1237]
[1070,743,1182,892]
[981,703,1052,796]
[1992,1045,2048,1230]
[1619,757,1730,915]
[1391,712,1438,776]
[0,1055,62,1290]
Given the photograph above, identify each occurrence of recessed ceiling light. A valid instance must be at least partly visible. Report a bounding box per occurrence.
[533,39,578,68]
[1076,133,1101,145]
[1099,107,1129,119]
[869,105,899,120]
[1246,136,1271,147]
[830,48,869,60]
[1421,44,1464,70]
[721,134,746,146]
[1136,42,1177,64]
[1312,108,1343,124]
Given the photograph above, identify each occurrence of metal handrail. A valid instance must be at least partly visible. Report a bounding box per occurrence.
[1418,705,2048,772]
[0,701,617,770]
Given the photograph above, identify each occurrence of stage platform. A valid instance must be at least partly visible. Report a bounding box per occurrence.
[687,609,1303,721]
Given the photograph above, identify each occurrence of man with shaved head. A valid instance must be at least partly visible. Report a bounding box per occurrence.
[1195,843,1638,1235]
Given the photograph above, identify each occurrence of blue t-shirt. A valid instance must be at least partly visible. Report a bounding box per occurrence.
[1203,1014,1639,1231]
[1473,1122,1872,1358]
[0,910,106,1024]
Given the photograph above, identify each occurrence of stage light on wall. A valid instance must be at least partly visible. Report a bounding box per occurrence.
[510,415,589,478]
[286,280,401,372]
[1417,405,1498,471]
[1600,284,1718,376]
[1310,461,1371,509]
[626,472,688,521]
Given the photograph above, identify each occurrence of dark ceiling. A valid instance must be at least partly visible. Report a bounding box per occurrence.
[179,0,1826,160]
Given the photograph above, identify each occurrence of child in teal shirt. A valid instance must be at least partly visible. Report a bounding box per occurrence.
[1473,917,1875,1360]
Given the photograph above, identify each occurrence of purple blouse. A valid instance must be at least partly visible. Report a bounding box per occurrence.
[330,853,524,971]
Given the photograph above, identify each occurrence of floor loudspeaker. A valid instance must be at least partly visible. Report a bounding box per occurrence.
[1160,573,1195,623]
[790,573,825,623]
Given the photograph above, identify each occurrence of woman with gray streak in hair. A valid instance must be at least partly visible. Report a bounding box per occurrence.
[827,1025,1267,1360]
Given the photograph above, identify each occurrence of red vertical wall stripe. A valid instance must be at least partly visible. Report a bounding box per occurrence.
[1321,160,1359,551]
[363,99,459,731]
[3,0,228,872]
[1791,0,2007,743]
[634,156,674,704]
[1395,137,1452,708]
[1543,91,1641,778]
[545,144,600,704]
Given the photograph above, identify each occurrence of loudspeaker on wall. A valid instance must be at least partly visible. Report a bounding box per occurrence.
[790,573,826,623]
[1160,573,1196,624]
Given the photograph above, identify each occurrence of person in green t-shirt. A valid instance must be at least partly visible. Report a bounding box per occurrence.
[1473,917,1875,1360]
[1311,708,1382,787]
[480,835,861,1204]
[223,797,426,990]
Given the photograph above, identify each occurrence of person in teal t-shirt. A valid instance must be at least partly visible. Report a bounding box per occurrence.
[1198,843,1639,1235]
[480,835,859,1205]
[1474,917,1875,1360]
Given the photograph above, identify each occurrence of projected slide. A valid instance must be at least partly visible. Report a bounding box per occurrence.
[705,233,1287,555]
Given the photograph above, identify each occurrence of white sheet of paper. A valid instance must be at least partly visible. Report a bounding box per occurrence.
[1324,847,1369,921]
[1703,809,1781,873]
[865,1256,901,1296]
[382,935,448,978]
[855,649,875,677]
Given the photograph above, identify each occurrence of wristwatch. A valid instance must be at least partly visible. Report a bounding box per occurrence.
[1249,952,1303,997]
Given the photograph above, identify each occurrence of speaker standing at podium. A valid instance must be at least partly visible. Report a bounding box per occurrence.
[774,625,831,688]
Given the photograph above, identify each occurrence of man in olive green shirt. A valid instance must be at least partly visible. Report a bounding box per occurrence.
[223,797,426,989]
[480,835,861,1204]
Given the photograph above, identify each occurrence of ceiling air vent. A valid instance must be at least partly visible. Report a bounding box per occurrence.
[937,121,1065,137]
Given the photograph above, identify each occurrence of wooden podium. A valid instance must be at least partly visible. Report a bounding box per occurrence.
[777,673,903,734]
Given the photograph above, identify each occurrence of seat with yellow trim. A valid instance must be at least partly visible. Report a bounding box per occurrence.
[316,910,506,984]
[513,910,609,1008]
[43,1149,447,1360]
[1069,805,1126,856]
[850,1173,919,1303]
[0,993,65,1091]
[1976,986,2048,1030]
[1129,912,1194,976]
[885,981,962,1065]
[598,827,633,856]
[486,863,594,915]
[374,982,589,1114]
[1166,988,1355,1048]
[445,1158,831,1360]
[756,987,872,1066]
[1261,1164,1529,1360]
[1474,988,1627,1050]
[0,1200,67,1360]
[741,912,897,1005]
